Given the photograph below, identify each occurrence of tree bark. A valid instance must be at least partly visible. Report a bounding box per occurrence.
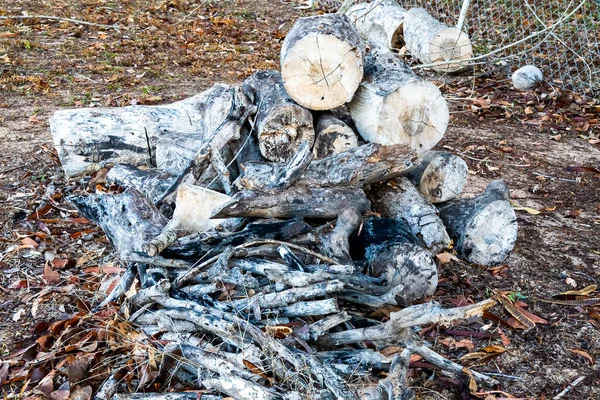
[369,177,450,253]
[403,7,473,73]
[349,26,449,152]
[67,189,167,257]
[236,143,419,190]
[346,1,407,50]
[50,84,234,177]
[242,70,315,162]
[437,180,518,266]
[155,132,203,176]
[106,163,175,204]
[211,186,370,220]
[404,151,468,203]
[313,112,359,158]
[280,14,364,111]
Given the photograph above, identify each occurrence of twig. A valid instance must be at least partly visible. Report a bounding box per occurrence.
[0,164,29,174]
[0,15,121,32]
[176,0,209,25]
[533,172,580,183]
[553,376,585,399]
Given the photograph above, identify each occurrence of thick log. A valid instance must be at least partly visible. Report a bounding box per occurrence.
[155,132,203,176]
[237,143,419,190]
[211,186,370,220]
[242,70,315,162]
[437,180,518,266]
[349,26,449,151]
[155,86,256,207]
[265,141,313,190]
[346,1,407,50]
[403,151,468,203]
[313,112,359,158]
[50,84,234,177]
[370,178,450,253]
[68,189,167,257]
[403,7,473,73]
[363,243,438,306]
[281,14,364,111]
[106,163,175,204]
[146,184,231,256]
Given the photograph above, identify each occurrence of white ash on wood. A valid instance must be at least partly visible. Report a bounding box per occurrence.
[50,84,234,177]
[346,1,407,50]
[403,7,473,73]
[349,26,449,151]
[280,13,364,110]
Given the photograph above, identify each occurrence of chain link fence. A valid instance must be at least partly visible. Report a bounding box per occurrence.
[319,0,600,96]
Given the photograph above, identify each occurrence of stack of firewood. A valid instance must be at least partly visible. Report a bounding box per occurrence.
[49,4,514,399]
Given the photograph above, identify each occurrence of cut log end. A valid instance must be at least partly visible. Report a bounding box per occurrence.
[281,15,364,111]
[258,105,315,163]
[428,27,473,73]
[462,200,517,266]
[417,152,468,203]
[383,81,448,150]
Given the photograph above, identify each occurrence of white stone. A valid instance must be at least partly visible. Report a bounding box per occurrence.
[512,65,543,90]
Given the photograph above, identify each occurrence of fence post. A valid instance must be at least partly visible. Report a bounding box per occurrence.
[456,0,472,31]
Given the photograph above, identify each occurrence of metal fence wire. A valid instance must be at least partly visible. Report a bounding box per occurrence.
[318,0,600,96]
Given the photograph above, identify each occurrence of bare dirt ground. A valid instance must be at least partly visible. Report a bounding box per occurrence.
[1,0,600,399]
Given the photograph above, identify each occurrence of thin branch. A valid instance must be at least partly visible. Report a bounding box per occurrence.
[0,15,121,32]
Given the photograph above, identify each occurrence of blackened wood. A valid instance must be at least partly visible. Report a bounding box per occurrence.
[211,186,370,220]
[106,163,175,204]
[266,141,313,190]
[162,218,311,260]
[349,217,423,260]
[237,143,419,190]
[50,84,234,177]
[404,151,468,203]
[68,188,167,257]
[370,177,450,253]
[242,70,315,162]
[437,180,518,266]
[313,112,359,158]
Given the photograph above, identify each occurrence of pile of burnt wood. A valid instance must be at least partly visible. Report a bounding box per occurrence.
[49,5,515,400]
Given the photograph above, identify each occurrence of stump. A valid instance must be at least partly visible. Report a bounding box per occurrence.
[403,7,473,73]
[437,180,518,266]
[404,151,468,203]
[280,14,364,110]
[349,26,449,151]
[242,70,315,162]
[346,1,407,50]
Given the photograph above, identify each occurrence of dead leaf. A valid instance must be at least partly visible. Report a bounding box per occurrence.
[12,308,26,322]
[88,167,109,188]
[380,346,404,357]
[512,205,541,214]
[488,264,510,275]
[560,285,597,296]
[496,294,535,330]
[566,210,581,219]
[264,325,292,339]
[550,134,562,141]
[568,348,594,365]
[0,32,20,38]
[565,277,577,287]
[512,303,548,324]
[17,237,39,250]
[440,337,475,351]
[243,360,270,380]
[565,166,600,175]
[497,327,511,346]
[0,361,9,383]
[68,386,92,400]
[43,263,60,285]
[436,252,459,264]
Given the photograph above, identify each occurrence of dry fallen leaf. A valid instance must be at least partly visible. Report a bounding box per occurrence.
[568,348,594,365]
[436,252,459,264]
[565,277,577,288]
[512,205,541,214]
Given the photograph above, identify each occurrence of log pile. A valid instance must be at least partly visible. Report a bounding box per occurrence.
[48,7,515,400]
